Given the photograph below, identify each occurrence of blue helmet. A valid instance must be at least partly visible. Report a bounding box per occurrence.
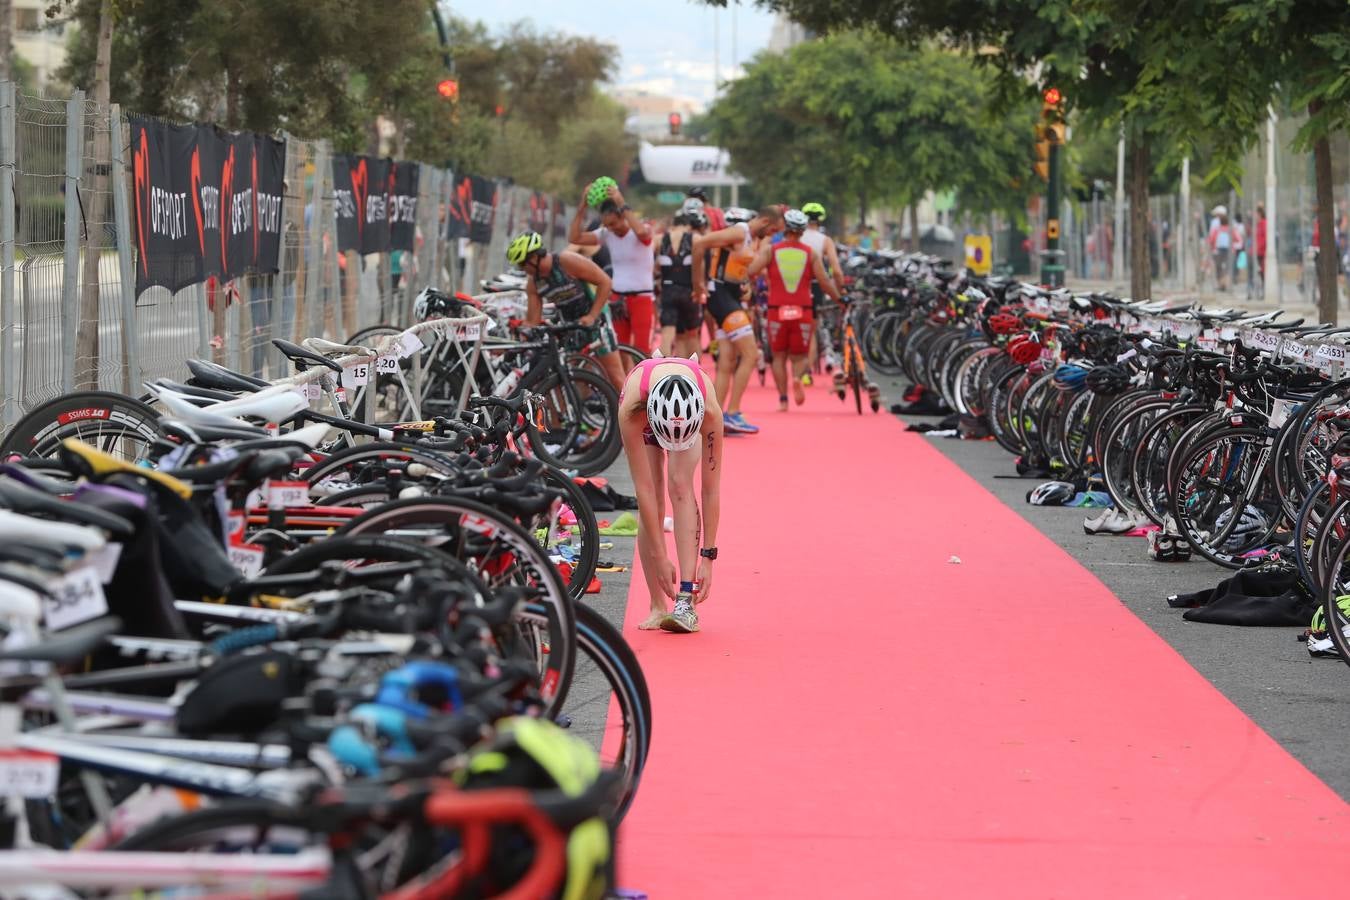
[1052,363,1089,392]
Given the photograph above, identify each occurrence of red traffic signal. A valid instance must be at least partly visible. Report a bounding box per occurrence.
[668,112,682,136]
[1043,86,1062,106]
[437,78,459,100]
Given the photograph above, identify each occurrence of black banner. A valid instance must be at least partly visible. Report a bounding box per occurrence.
[333,154,392,255]
[388,162,419,252]
[130,118,202,294]
[130,115,286,297]
[447,174,496,244]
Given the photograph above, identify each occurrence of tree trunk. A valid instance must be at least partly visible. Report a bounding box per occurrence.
[0,0,13,83]
[74,0,114,389]
[1128,134,1152,301]
[909,202,919,253]
[1311,101,1339,323]
[857,188,868,233]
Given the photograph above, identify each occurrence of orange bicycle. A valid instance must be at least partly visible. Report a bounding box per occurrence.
[833,297,882,414]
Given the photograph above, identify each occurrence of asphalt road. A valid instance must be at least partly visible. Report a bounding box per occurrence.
[880,373,1350,801]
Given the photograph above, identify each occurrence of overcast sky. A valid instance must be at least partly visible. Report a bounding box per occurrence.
[451,1,777,107]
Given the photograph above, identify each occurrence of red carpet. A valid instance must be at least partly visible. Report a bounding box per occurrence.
[614,378,1350,898]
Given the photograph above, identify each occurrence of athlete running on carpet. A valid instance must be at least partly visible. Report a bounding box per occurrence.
[508,230,626,390]
[692,206,783,434]
[746,208,841,410]
[618,353,723,634]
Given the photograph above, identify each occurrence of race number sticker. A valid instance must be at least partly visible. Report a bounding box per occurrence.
[0,750,59,798]
[376,355,400,375]
[267,480,309,508]
[453,323,482,341]
[341,362,370,388]
[396,331,425,358]
[227,544,265,578]
[45,565,109,631]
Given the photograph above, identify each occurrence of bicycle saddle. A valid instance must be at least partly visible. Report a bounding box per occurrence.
[185,358,270,392]
[0,508,107,552]
[150,378,239,403]
[0,615,122,665]
[58,439,193,500]
[302,337,380,358]
[0,478,135,539]
[152,384,307,428]
[273,339,343,372]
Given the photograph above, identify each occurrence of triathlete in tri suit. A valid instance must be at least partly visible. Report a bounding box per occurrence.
[692,205,783,435]
[655,206,708,359]
[618,352,723,634]
[568,183,656,360]
[799,202,843,381]
[507,230,626,391]
[746,208,841,411]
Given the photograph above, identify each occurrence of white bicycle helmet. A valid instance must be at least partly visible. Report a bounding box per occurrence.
[647,372,705,452]
[783,208,809,232]
[724,206,754,225]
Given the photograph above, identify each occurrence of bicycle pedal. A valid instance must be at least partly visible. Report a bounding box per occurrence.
[553,713,573,729]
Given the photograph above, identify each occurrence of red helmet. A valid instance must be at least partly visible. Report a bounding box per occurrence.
[1007,334,1042,365]
[988,312,1022,335]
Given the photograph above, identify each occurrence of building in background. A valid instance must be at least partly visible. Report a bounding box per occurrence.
[10,0,72,90]
[609,87,702,142]
[767,13,810,53]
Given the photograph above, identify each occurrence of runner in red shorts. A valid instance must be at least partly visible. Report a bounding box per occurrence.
[746,208,841,411]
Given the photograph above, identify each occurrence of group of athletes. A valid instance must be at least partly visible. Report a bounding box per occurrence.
[502,181,853,635]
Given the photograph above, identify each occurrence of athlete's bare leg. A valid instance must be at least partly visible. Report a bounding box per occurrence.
[727,332,757,414]
[637,443,670,630]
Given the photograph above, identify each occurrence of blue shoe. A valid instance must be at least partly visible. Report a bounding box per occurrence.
[723,412,749,434]
[728,412,760,434]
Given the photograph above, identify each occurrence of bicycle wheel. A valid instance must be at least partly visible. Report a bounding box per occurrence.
[1170,426,1282,568]
[0,390,162,461]
[560,603,651,823]
[336,497,577,711]
[538,465,601,601]
[529,368,622,476]
[303,442,462,495]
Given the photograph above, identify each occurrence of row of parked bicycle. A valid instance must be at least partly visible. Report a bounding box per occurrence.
[0,289,640,896]
[851,251,1350,661]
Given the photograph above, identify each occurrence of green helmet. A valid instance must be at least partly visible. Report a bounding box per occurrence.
[586,176,618,208]
[506,230,543,266]
[802,202,826,221]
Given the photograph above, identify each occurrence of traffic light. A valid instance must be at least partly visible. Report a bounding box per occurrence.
[437,78,459,100]
[1034,86,1065,182]
[668,112,682,136]
[1034,124,1050,182]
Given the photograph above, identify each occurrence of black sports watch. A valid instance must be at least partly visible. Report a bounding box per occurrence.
[700,547,718,560]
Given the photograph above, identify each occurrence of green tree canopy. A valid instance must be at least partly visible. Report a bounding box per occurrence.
[706,31,1037,226]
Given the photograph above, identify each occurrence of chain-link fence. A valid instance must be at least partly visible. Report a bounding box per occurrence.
[0,82,477,428]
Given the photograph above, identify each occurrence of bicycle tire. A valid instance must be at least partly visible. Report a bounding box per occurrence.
[335,497,577,712]
[528,368,622,476]
[1,390,162,461]
[568,602,651,823]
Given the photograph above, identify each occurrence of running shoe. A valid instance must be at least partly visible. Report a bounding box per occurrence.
[800,372,813,387]
[725,412,760,434]
[661,598,699,633]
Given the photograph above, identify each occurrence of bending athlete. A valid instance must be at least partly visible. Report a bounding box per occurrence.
[746,208,841,410]
[507,230,626,390]
[619,353,723,634]
[692,206,783,435]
